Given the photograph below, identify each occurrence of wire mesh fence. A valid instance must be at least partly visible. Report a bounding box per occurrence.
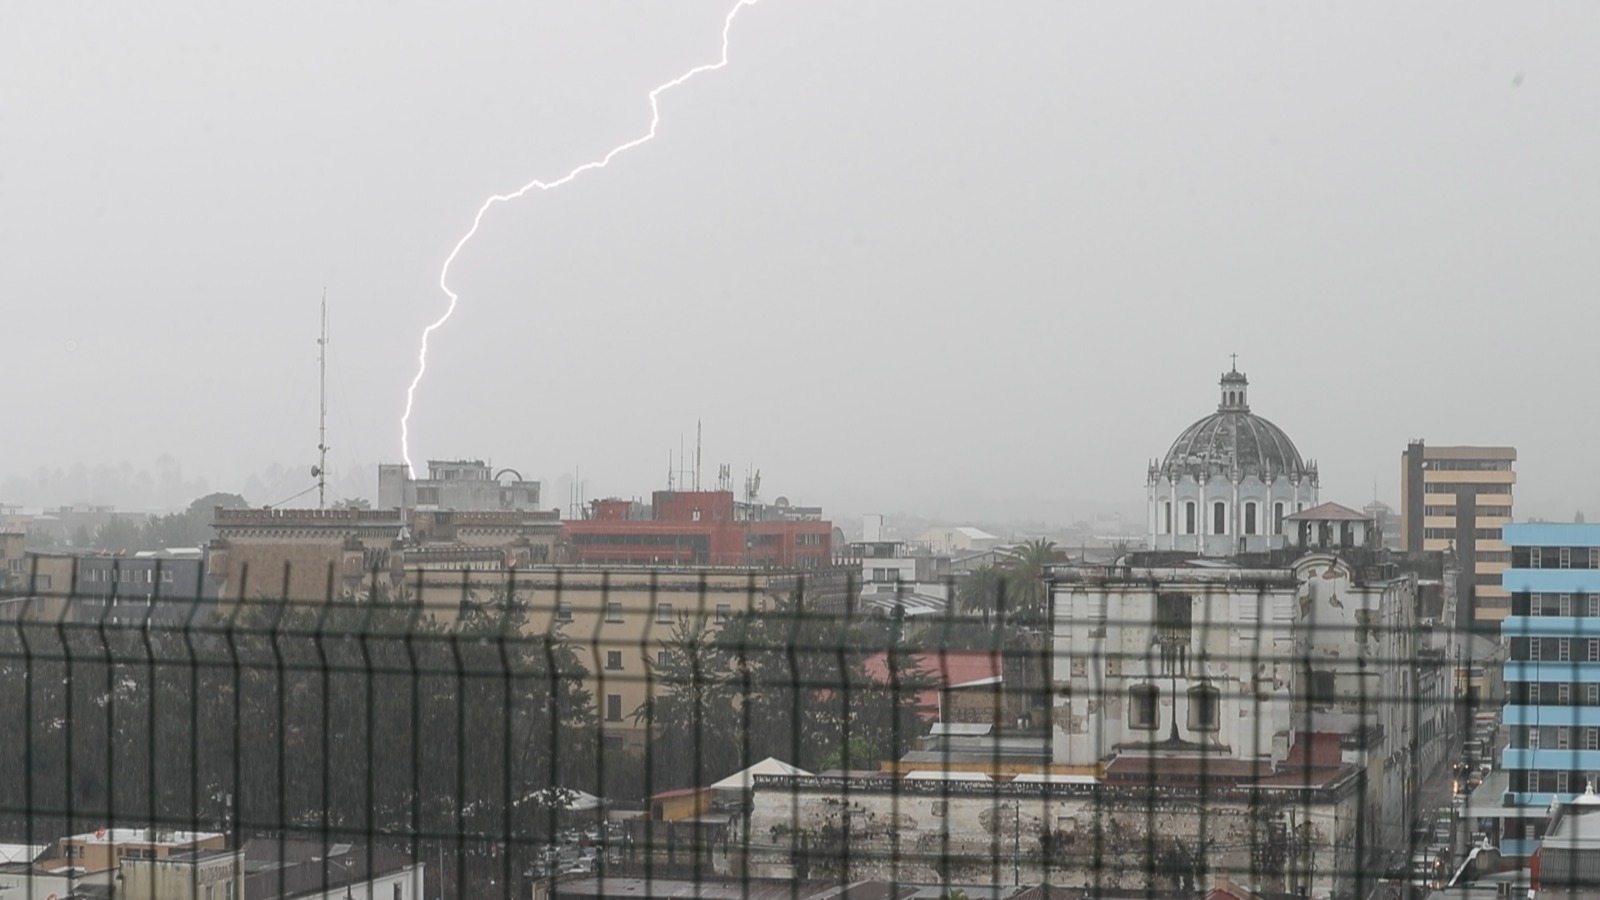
[0,553,1505,900]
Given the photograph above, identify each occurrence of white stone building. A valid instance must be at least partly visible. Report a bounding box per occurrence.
[1147,366,1318,556]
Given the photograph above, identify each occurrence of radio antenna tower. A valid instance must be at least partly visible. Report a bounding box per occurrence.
[314,291,329,509]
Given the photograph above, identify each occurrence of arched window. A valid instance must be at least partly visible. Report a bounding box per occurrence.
[1129,684,1160,730]
[1213,501,1227,535]
[1163,502,1173,535]
[1244,501,1258,536]
[1188,684,1221,732]
[1274,502,1285,535]
[1185,501,1197,535]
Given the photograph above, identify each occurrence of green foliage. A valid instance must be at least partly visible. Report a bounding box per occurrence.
[83,492,250,553]
[818,736,879,772]
[954,540,1063,629]
[636,587,938,787]
[0,593,595,899]
[92,516,144,553]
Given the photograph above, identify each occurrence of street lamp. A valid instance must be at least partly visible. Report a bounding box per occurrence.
[328,856,355,900]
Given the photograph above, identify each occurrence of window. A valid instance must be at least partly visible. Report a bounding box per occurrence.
[1188,684,1220,732]
[1528,727,1541,749]
[605,602,623,623]
[606,694,623,721]
[1531,639,1542,661]
[657,650,672,668]
[1559,639,1572,662]
[556,601,573,622]
[1590,684,1600,706]
[1592,547,1600,569]
[715,603,732,622]
[692,509,702,522]
[1559,727,1572,749]
[1557,771,1570,793]
[1531,548,1543,569]
[1587,728,1600,751]
[1308,670,1337,705]
[1529,683,1541,705]
[1561,547,1573,569]
[160,570,173,584]
[1129,685,1159,730]
[1244,502,1258,536]
[1274,502,1285,535]
[1163,502,1172,535]
[605,651,623,671]
[1561,594,1573,616]
[33,575,51,590]
[394,885,402,900]
[655,603,673,623]
[416,486,440,505]
[1213,501,1227,535]
[1155,594,1192,639]
[1590,639,1600,663]
[1185,502,1196,535]
[932,800,947,817]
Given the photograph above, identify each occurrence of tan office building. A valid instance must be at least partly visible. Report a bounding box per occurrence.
[1400,442,1516,626]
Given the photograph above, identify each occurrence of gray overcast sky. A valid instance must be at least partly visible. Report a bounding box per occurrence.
[3,1,1598,522]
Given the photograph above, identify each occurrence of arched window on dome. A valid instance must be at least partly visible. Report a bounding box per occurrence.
[1244,501,1258,536]
[1213,501,1227,535]
[1184,502,1196,535]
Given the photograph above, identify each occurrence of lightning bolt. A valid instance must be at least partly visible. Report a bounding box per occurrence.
[400,0,762,474]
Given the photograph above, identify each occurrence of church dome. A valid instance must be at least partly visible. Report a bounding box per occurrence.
[1156,367,1314,483]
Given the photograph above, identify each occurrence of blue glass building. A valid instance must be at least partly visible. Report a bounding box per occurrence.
[1499,522,1600,856]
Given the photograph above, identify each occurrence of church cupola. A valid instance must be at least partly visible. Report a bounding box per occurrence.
[1218,359,1249,412]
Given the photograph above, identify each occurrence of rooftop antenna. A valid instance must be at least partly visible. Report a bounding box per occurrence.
[313,290,329,509]
[695,420,702,491]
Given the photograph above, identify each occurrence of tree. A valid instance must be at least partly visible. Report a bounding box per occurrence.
[818,736,879,772]
[1002,538,1062,624]
[93,517,143,553]
[187,492,249,515]
[956,564,1007,623]
[635,614,739,790]
[851,627,938,763]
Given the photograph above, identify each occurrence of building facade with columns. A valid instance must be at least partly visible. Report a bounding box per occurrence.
[1147,365,1318,556]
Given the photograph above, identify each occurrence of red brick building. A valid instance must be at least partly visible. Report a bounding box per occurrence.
[563,490,832,568]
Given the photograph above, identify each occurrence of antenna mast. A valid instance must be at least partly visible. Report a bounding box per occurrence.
[315,290,329,509]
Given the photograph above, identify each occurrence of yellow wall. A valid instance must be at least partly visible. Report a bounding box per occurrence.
[651,789,712,821]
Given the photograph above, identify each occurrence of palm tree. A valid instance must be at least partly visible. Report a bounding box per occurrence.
[1003,538,1063,624]
[956,564,1007,624]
